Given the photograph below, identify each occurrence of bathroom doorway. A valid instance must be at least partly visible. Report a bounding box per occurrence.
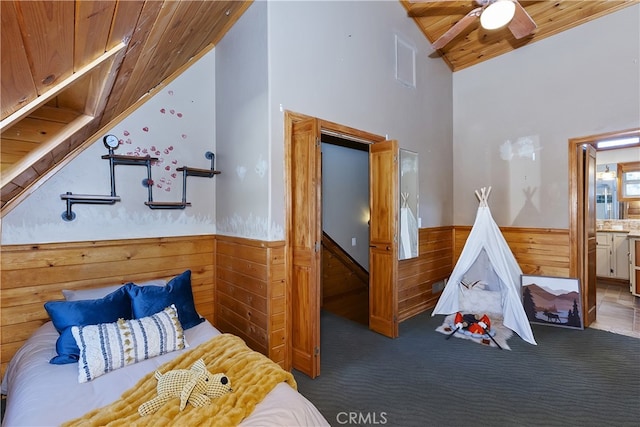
[569,127,640,327]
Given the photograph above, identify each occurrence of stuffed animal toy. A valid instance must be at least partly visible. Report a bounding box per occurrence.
[138,358,232,416]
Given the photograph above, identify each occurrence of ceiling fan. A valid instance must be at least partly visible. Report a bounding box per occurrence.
[411,0,537,50]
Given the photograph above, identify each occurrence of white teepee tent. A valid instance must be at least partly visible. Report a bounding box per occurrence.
[433,187,537,345]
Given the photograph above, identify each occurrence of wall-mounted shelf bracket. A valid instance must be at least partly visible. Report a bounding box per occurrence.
[145,201,192,209]
[60,193,121,221]
[60,136,157,221]
[101,151,158,202]
[61,137,219,219]
[147,151,219,209]
[176,151,220,178]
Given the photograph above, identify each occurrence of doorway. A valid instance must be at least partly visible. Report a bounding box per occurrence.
[285,111,397,378]
[320,134,370,326]
[568,127,640,327]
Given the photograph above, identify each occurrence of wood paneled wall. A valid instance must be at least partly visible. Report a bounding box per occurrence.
[398,226,571,322]
[454,226,571,277]
[214,235,289,370]
[0,235,215,377]
[398,227,454,321]
[0,226,569,377]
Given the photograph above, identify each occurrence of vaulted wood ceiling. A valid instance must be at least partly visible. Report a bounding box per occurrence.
[1,0,637,214]
[1,0,252,213]
[402,0,638,71]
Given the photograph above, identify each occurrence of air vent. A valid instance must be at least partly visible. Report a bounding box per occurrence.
[432,279,446,294]
[395,35,416,88]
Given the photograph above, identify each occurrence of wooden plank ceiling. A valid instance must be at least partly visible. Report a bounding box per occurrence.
[401,0,639,71]
[1,0,637,213]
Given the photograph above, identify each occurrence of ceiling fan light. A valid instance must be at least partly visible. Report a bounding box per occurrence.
[480,0,516,30]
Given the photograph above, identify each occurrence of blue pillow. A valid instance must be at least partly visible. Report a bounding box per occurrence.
[126,270,203,330]
[44,286,132,364]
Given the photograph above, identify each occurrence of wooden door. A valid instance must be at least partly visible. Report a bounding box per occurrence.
[287,117,321,378]
[369,140,399,337]
[582,144,597,325]
[569,129,639,327]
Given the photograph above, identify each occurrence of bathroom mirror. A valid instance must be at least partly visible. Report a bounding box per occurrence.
[596,163,619,219]
[596,145,640,220]
[399,149,418,260]
[597,161,640,220]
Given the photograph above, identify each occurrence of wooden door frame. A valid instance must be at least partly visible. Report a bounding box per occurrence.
[568,127,640,326]
[284,110,386,375]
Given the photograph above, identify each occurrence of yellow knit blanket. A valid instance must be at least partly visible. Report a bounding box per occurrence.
[63,334,296,427]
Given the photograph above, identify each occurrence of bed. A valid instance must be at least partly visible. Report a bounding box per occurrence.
[0,271,329,427]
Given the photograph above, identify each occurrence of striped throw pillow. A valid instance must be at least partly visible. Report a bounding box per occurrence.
[71,304,188,383]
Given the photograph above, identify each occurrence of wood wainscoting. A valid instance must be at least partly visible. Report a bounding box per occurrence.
[399,226,570,323]
[0,227,569,377]
[320,225,569,326]
[214,235,289,370]
[0,235,215,378]
[398,227,454,321]
[454,226,571,277]
[317,226,455,327]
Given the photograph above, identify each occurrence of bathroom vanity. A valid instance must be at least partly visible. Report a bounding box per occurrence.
[629,232,640,297]
[596,230,630,280]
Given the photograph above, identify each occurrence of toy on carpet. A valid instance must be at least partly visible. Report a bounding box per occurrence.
[436,312,512,350]
[445,312,503,349]
[138,358,232,416]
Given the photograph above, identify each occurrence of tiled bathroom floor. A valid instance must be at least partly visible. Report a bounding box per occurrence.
[590,281,640,339]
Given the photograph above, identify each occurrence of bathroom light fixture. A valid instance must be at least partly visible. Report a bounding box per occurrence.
[599,165,617,181]
[596,136,640,150]
[480,0,516,30]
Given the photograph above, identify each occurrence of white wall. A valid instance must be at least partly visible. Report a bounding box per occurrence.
[215,0,273,240]
[2,51,217,245]
[6,2,637,245]
[596,146,640,165]
[3,0,453,245]
[216,1,453,242]
[452,4,640,228]
[322,143,370,270]
[265,0,453,236]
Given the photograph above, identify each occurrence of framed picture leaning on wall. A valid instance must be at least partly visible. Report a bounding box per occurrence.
[521,275,583,330]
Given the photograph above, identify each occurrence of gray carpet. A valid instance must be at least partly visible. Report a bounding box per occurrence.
[293,310,640,427]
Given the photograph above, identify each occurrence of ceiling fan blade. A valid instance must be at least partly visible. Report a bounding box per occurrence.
[508,0,537,39]
[432,7,482,49]
[407,1,483,18]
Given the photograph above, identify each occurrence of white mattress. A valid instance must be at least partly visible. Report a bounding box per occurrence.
[1,320,328,427]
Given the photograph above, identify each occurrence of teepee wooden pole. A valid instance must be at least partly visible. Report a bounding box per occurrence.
[475,186,493,207]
